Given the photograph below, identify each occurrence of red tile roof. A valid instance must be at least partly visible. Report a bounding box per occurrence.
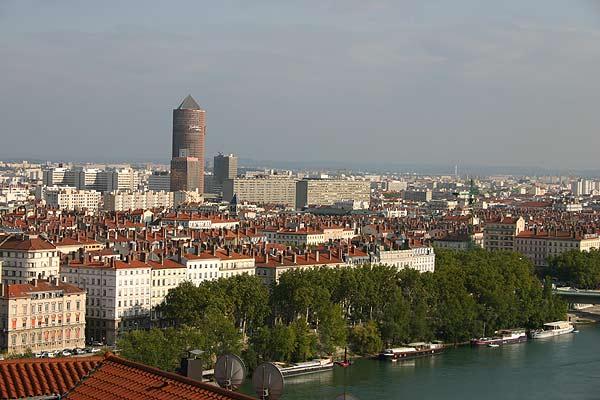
[66,354,254,400]
[0,356,102,399]
[3,280,85,299]
[0,237,56,251]
[0,354,255,400]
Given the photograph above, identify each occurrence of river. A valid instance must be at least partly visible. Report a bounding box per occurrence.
[241,325,600,399]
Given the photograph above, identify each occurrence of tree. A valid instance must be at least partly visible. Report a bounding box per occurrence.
[349,321,383,355]
[379,289,410,346]
[317,303,348,354]
[270,324,296,362]
[290,318,318,362]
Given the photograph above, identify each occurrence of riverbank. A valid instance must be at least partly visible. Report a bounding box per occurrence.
[568,305,600,323]
[243,325,599,400]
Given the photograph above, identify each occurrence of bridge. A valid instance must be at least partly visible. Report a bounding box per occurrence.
[553,288,600,305]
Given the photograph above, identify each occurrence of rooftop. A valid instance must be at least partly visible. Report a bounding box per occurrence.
[0,353,255,400]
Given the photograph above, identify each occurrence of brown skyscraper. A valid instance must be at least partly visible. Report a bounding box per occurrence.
[170,95,206,192]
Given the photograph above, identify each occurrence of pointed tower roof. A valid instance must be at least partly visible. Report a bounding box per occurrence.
[177,95,201,110]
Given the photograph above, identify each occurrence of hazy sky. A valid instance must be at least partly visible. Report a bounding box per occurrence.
[2,1,600,169]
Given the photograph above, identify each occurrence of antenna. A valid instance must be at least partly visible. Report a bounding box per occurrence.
[214,354,246,391]
[252,362,285,400]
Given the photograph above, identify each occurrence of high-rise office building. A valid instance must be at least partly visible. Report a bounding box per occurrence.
[212,153,238,195]
[170,95,206,192]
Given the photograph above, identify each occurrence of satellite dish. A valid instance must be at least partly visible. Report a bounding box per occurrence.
[335,395,359,400]
[214,354,246,391]
[252,362,285,400]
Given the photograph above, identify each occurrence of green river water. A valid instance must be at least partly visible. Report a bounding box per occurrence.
[241,325,600,400]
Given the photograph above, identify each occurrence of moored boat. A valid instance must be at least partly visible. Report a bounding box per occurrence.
[275,358,334,377]
[334,348,352,368]
[471,329,528,346]
[378,342,444,361]
[530,321,574,339]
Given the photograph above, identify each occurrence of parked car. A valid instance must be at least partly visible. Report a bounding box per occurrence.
[34,352,43,359]
[61,350,72,357]
[91,341,104,347]
[41,351,55,358]
[89,347,101,354]
[73,348,86,355]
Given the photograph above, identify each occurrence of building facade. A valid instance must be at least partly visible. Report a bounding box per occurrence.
[170,95,206,193]
[223,177,297,207]
[213,153,238,194]
[295,179,370,209]
[0,279,86,355]
[0,236,60,285]
[483,216,525,251]
[43,186,101,212]
[103,191,173,212]
[376,247,436,273]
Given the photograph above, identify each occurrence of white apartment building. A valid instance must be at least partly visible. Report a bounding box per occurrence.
[376,246,436,273]
[0,278,86,355]
[295,179,370,209]
[103,191,173,211]
[181,247,255,282]
[43,168,74,187]
[43,186,101,212]
[147,259,186,309]
[386,180,408,192]
[0,186,30,204]
[180,252,221,285]
[106,168,140,192]
[223,177,298,207]
[61,257,152,346]
[0,236,60,285]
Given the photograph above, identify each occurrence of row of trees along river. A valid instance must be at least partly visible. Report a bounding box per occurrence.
[118,249,567,372]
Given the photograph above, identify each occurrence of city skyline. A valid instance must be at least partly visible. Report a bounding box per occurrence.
[2,1,600,169]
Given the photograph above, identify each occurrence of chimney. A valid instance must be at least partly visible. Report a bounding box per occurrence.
[212,245,217,257]
[315,251,320,263]
[292,253,297,264]
[279,253,284,264]
[32,279,38,287]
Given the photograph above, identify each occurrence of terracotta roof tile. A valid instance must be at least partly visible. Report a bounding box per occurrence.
[65,354,255,400]
[0,354,255,400]
[0,237,56,251]
[0,357,102,399]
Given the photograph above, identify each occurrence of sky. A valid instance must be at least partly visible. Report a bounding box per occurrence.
[1,0,600,170]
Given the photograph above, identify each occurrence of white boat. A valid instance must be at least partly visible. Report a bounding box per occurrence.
[530,321,574,339]
[275,358,334,377]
